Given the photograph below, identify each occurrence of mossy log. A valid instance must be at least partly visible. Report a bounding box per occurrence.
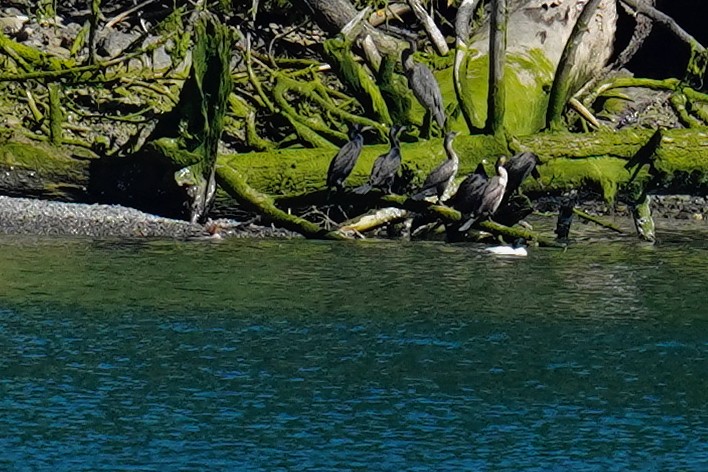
[0,128,707,214]
[370,194,565,248]
[222,128,708,203]
[215,165,346,240]
[0,139,93,200]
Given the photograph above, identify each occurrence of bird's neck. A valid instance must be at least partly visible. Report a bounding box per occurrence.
[390,133,400,150]
[497,165,508,184]
[402,49,415,71]
[445,142,458,163]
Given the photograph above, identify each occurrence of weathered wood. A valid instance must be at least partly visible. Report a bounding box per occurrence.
[376,194,565,247]
[573,208,624,233]
[405,0,449,56]
[486,0,507,136]
[456,0,616,135]
[1,128,707,208]
[339,206,410,234]
[216,165,347,240]
[546,0,604,131]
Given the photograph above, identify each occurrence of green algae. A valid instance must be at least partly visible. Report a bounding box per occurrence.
[454,48,555,135]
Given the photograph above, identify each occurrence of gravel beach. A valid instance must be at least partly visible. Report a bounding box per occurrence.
[0,196,298,239]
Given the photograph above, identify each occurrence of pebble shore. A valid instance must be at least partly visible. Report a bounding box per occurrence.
[0,196,297,239]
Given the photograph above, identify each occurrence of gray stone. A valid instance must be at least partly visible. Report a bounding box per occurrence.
[0,15,28,35]
[97,29,140,58]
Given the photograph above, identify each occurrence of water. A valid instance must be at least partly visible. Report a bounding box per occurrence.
[0,228,707,471]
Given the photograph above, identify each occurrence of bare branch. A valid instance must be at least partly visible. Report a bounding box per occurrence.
[405,0,449,56]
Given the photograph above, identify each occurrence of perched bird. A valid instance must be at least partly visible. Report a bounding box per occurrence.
[326,124,370,192]
[354,125,405,195]
[485,238,528,257]
[504,151,542,197]
[459,155,508,231]
[411,131,460,202]
[402,38,446,131]
[451,159,488,216]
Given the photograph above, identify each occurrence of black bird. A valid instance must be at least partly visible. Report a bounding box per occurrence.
[354,125,405,195]
[459,155,508,231]
[402,38,446,131]
[326,124,370,192]
[411,131,460,202]
[504,151,542,197]
[451,159,488,217]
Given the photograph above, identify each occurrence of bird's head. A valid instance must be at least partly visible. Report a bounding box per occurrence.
[349,124,374,139]
[445,131,460,143]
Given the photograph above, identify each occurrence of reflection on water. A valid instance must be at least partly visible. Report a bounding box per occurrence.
[0,231,706,470]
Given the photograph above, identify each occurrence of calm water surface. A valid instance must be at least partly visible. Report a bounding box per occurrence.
[0,228,706,471]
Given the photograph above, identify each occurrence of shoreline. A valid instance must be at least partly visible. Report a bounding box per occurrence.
[0,194,704,241]
[0,196,298,239]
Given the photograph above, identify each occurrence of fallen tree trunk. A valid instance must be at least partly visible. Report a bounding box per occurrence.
[1,128,707,210]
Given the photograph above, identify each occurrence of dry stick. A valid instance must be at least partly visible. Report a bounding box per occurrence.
[267,19,309,69]
[369,4,410,27]
[105,0,158,29]
[338,207,410,235]
[568,97,600,129]
[546,0,603,131]
[572,208,624,233]
[613,0,656,69]
[576,0,655,105]
[405,0,449,56]
[620,0,706,53]
[485,0,507,136]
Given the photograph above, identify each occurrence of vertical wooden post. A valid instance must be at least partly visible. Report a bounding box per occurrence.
[48,82,63,145]
[486,0,507,136]
[88,0,101,64]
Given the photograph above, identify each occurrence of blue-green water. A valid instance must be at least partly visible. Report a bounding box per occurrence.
[0,230,707,471]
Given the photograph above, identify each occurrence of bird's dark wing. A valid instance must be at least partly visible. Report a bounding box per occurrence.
[454,174,488,214]
[411,158,455,199]
[327,139,362,187]
[370,149,401,187]
[425,159,455,188]
[478,176,506,215]
[504,152,539,194]
[411,65,445,127]
[352,183,373,195]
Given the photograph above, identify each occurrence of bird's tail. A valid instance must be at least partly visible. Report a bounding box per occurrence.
[352,183,372,195]
[458,215,480,232]
[410,188,434,201]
